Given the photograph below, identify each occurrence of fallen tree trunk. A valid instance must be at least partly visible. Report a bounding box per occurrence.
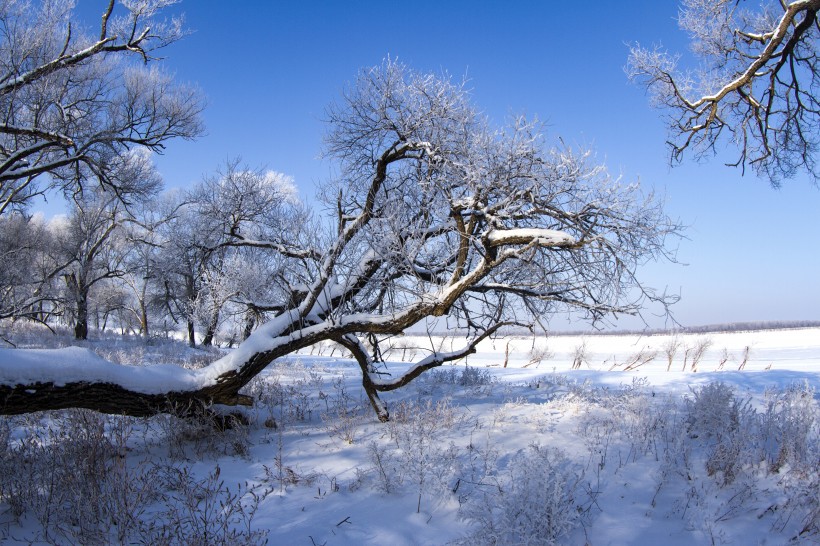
[0,380,251,417]
[0,290,502,422]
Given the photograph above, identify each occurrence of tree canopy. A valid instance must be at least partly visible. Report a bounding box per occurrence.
[0,0,203,214]
[628,0,820,185]
[0,60,681,421]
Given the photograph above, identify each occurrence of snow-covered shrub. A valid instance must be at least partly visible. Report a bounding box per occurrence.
[153,403,250,460]
[576,406,619,472]
[612,380,673,462]
[245,368,322,429]
[663,336,682,371]
[321,375,364,444]
[456,434,501,504]
[88,336,224,369]
[145,465,270,546]
[388,399,463,512]
[619,347,658,371]
[460,366,494,387]
[0,411,269,545]
[788,470,820,540]
[688,337,713,372]
[0,320,74,349]
[0,411,154,543]
[571,340,589,369]
[458,445,585,546]
[367,440,402,494]
[685,382,748,441]
[527,340,553,367]
[427,365,494,388]
[685,382,755,485]
[760,381,819,473]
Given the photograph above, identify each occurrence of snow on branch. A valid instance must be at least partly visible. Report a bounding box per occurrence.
[0,347,201,394]
[485,228,577,248]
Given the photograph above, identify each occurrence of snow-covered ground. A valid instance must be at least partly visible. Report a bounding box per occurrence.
[1,326,819,544]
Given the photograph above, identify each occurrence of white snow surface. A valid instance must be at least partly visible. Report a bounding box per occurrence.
[0,346,203,393]
[1,326,819,544]
[486,227,576,246]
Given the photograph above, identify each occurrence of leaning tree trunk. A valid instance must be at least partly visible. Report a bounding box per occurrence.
[0,294,504,423]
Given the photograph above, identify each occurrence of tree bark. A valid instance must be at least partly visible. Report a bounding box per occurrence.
[0,378,253,418]
[201,310,219,347]
[140,300,149,338]
[186,319,195,347]
[74,295,89,340]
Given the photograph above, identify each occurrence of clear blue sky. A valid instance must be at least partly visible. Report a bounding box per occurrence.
[73,1,820,329]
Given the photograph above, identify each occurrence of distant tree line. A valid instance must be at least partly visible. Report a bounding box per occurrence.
[525,320,820,338]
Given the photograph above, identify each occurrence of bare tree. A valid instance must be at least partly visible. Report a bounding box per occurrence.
[149,162,303,347]
[187,160,304,346]
[0,211,55,322]
[0,61,682,421]
[118,194,178,338]
[151,197,209,347]
[47,149,162,339]
[51,192,125,340]
[628,0,820,185]
[0,0,203,214]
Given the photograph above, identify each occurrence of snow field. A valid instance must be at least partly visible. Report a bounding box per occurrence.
[0,327,818,544]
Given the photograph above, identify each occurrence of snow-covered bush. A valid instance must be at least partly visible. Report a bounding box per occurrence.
[458,445,586,545]
[244,367,322,427]
[0,412,139,540]
[367,440,402,494]
[427,365,495,388]
[685,382,755,485]
[0,410,268,544]
[378,399,465,512]
[143,465,270,546]
[321,375,365,444]
[685,382,749,442]
[527,340,553,367]
[760,381,819,473]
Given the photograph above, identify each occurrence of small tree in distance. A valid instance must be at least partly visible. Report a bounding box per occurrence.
[628,0,820,185]
[0,60,682,421]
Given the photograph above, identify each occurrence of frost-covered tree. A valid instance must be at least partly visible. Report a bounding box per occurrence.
[51,192,125,340]
[150,162,301,346]
[0,61,681,420]
[187,159,310,344]
[47,150,160,339]
[151,197,208,346]
[0,0,203,214]
[0,212,54,321]
[186,161,301,346]
[628,0,820,185]
[117,194,178,338]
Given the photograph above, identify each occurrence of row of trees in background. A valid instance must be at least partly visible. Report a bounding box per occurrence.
[0,0,206,343]
[1,159,294,346]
